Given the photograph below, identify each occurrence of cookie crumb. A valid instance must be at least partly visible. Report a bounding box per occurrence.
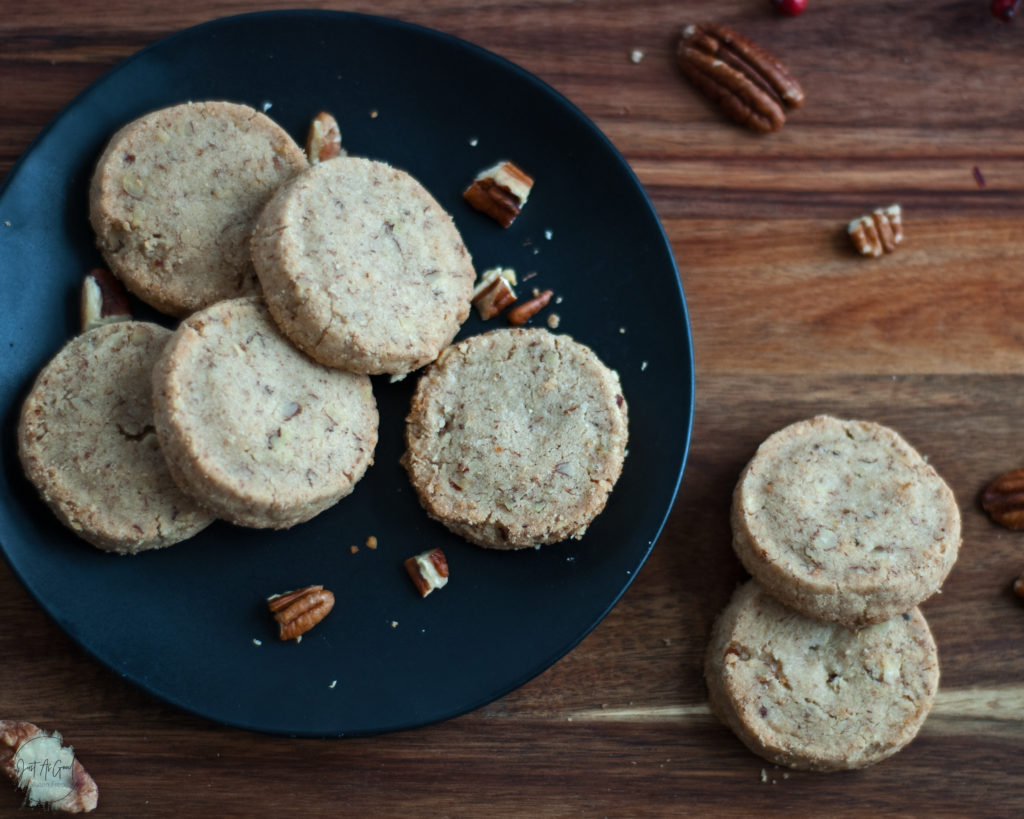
[350,545,359,554]
[544,229,553,240]
[629,48,645,64]
[641,360,648,371]
[760,768,768,783]
[469,136,479,147]
[546,313,561,329]
[366,535,378,550]
[329,680,337,689]
[370,109,379,118]
[390,620,398,628]
[252,638,262,646]
[261,100,273,112]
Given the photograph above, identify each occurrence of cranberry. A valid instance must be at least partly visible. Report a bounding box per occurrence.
[771,0,807,15]
[991,0,1022,21]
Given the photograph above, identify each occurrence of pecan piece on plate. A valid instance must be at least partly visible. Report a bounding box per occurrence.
[305,111,344,165]
[471,267,518,320]
[267,585,335,640]
[507,289,553,326]
[463,161,533,227]
[676,23,804,133]
[80,268,131,333]
[404,548,450,597]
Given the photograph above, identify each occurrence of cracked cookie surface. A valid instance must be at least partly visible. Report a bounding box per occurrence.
[705,580,939,771]
[731,415,961,626]
[401,328,628,549]
[152,297,378,529]
[251,156,475,376]
[18,321,215,553]
[89,101,308,317]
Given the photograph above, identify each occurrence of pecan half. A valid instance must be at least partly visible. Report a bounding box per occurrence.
[463,161,533,227]
[404,548,450,597]
[848,204,904,257]
[982,469,1024,530]
[267,585,335,640]
[676,23,804,133]
[0,721,98,813]
[80,268,131,333]
[305,111,343,165]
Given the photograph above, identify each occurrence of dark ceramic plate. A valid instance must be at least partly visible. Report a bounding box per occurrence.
[0,10,693,736]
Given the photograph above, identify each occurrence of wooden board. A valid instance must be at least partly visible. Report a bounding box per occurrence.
[1,1,1022,814]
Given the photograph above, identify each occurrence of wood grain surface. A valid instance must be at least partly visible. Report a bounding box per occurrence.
[2,1,1023,816]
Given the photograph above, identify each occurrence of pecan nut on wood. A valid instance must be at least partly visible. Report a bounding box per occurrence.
[982,469,1024,530]
[676,23,804,133]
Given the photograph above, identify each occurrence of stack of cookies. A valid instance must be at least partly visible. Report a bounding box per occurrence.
[705,415,961,771]
[19,99,628,556]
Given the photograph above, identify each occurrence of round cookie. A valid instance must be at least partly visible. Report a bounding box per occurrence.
[705,580,939,771]
[250,156,475,376]
[89,101,308,317]
[731,415,960,626]
[402,328,628,549]
[18,321,215,554]
[152,297,378,529]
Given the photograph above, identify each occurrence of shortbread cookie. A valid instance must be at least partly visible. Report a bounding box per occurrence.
[402,328,628,549]
[18,322,215,553]
[705,580,939,771]
[731,415,960,626]
[152,297,378,529]
[251,156,475,376]
[89,101,308,316]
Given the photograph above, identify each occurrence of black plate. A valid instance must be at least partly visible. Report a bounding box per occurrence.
[0,11,693,736]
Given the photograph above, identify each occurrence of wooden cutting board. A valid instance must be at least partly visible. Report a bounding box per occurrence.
[1,1,1022,814]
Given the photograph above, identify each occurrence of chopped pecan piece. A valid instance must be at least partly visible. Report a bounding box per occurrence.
[305,111,344,164]
[848,204,904,257]
[267,585,335,640]
[472,267,518,319]
[80,268,131,333]
[463,161,533,227]
[507,289,553,325]
[404,548,449,597]
[676,23,804,132]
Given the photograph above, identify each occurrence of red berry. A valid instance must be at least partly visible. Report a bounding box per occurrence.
[992,0,1022,21]
[771,0,807,16]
